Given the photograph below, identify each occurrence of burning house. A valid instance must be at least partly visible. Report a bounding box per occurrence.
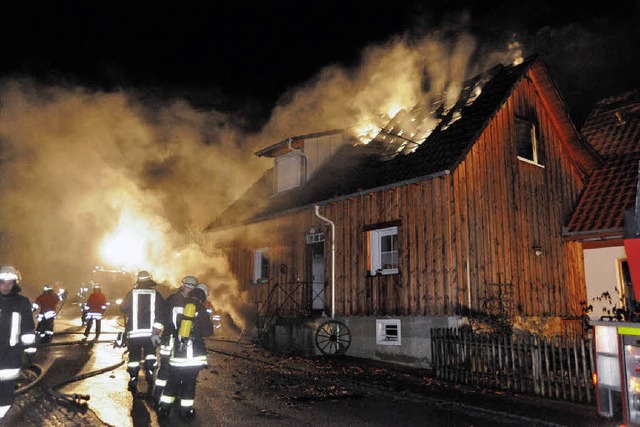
[206,55,601,368]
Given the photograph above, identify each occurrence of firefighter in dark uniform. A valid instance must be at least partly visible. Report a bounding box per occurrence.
[151,275,195,403]
[157,281,213,419]
[0,265,36,421]
[120,270,166,394]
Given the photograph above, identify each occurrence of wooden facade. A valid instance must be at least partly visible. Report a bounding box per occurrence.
[215,59,593,334]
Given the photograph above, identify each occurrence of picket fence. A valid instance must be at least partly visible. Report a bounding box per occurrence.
[430,328,595,403]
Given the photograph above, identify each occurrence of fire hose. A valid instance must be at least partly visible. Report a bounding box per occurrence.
[16,341,126,411]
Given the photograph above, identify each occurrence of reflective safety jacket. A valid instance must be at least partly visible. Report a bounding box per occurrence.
[33,291,61,320]
[120,281,165,339]
[84,291,107,320]
[168,298,213,368]
[0,285,36,374]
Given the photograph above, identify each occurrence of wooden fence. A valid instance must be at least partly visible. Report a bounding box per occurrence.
[431,328,595,404]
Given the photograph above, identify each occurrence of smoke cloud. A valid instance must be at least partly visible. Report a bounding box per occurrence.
[0,26,518,329]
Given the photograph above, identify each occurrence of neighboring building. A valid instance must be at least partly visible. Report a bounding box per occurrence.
[207,55,600,369]
[565,89,640,320]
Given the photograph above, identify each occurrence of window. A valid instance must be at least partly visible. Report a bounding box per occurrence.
[369,226,398,275]
[275,153,303,193]
[253,248,269,283]
[515,116,541,165]
[376,319,401,345]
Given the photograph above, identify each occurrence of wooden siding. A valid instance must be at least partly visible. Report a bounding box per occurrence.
[219,67,588,322]
[451,72,586,319]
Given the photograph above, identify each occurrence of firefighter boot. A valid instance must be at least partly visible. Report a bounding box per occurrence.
[156,403,171,417]
[180,407,195,420]
[127,377,138,393]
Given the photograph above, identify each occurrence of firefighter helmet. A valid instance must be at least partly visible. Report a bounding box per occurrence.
[181,276,197,288]
[196,283,209,297]
[0,265,21,284]
[137,270,152,283]
[190,287,206,304]
[43,284,53,292]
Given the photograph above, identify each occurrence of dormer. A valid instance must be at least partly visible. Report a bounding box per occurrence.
[254,130,347,195]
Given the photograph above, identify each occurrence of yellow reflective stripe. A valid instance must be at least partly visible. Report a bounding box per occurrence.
[127,361,140,368]
[172,306,184,328]
[24,347,36,354]
[0,368,20,381]
[180,399,194,407]
[160,395,175,404]
[44,310,56,319]
[145,354,157,361]
[169,355,208,367]
[155,379,167,386]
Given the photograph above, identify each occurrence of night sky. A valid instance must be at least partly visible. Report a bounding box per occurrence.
[3,1,639,129]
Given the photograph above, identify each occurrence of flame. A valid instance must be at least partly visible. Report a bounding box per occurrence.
[99,207,164,269]
[386,103,402,119]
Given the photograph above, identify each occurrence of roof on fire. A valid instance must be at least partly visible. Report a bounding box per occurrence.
[565,89,640,238]
[208,55,599,231]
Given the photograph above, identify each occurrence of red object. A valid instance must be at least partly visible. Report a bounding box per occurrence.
[624,238,640,300]
[86,291,107,313]
[35,292,59,312]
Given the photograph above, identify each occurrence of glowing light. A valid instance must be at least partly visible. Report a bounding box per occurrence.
[99,208,163,268]
[386,103,402,118]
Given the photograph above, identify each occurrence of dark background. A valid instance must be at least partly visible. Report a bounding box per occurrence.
[2,1,639,129]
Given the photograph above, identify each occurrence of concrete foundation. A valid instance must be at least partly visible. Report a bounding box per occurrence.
[258,315,464,369]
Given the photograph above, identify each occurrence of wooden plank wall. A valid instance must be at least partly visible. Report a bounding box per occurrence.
[452,71,587,319]
[222,67,588,321]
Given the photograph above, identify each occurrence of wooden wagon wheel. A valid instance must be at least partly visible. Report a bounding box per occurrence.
[315,320,351,356]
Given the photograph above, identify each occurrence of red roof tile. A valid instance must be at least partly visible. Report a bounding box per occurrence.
[565,89,640,236]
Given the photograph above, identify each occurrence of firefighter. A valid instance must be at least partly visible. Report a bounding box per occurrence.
[196,283,214,317]
[0,265,36,421]
[197,282,221,331]
[157,282,213,419]
[83,282,107,340]
[33,284,65,343]
[151,275,195,403]
[120,270,165,394]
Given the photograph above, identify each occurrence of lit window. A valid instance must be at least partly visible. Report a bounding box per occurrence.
[253,248,269,284]
[515,116,540,164]
[369,226,398,275]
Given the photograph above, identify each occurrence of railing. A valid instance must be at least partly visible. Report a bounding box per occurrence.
[431,328,594,404]
[256,281,324,340]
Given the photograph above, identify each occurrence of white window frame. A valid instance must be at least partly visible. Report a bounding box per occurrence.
[376,319,401,345]
[253,248,269,284]
[369,226,398,275]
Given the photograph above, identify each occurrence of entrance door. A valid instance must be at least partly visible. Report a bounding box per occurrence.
[311,242,325,311]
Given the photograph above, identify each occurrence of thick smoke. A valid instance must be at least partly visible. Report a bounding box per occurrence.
[0,28,516,329]
[0,80,261,327]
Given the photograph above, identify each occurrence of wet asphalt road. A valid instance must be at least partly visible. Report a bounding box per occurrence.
[3,306,620,426]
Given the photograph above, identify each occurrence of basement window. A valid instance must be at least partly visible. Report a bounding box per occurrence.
[376,319,401,345]
[253,248,270,284]
[368,226,398,275]
[515,116,542,166]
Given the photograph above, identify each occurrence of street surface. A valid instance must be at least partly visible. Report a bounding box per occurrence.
[1,304,620,426]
